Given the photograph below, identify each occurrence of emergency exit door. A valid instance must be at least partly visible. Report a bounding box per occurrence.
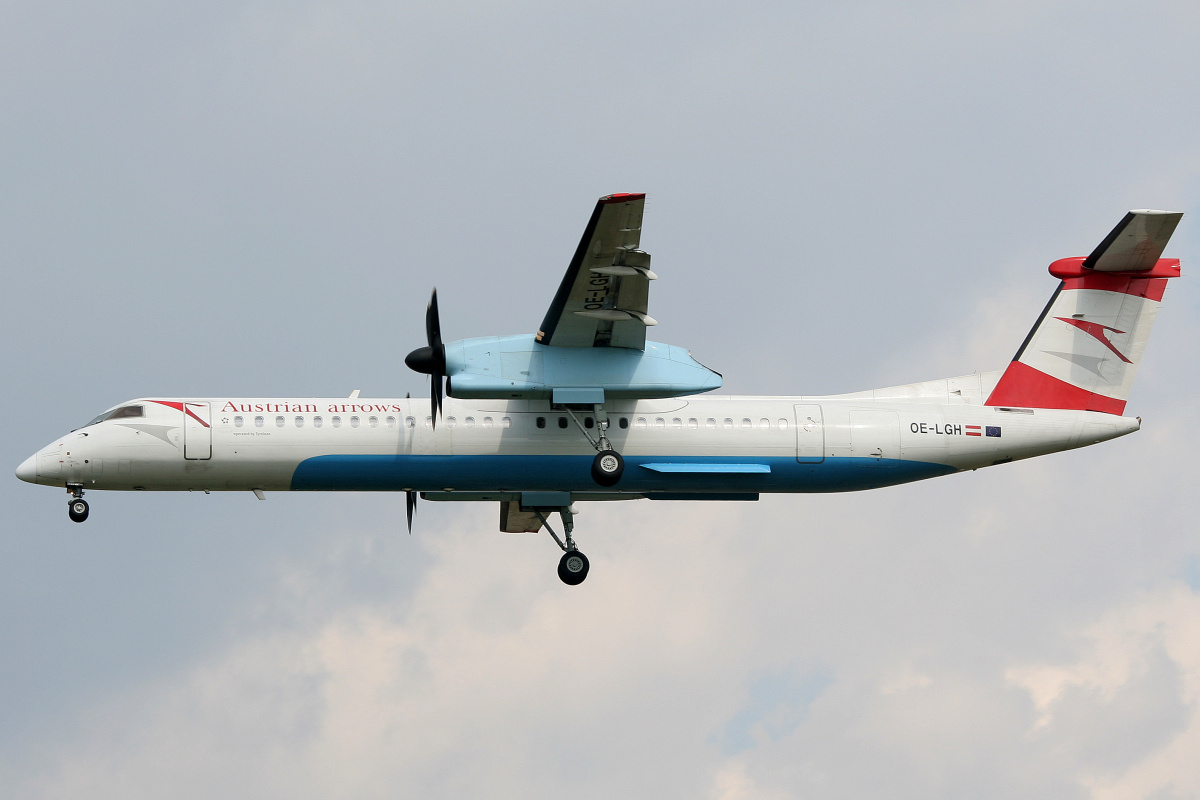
[183,402,212,460]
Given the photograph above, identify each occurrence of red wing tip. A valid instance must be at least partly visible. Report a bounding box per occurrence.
[600,192,646,204]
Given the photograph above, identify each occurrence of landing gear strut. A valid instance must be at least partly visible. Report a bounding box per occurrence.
[563,404,624,487]
[534,507,590,585]
[67,484,89,523]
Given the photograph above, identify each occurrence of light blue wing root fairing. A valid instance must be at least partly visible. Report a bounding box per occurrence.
[442,193,722,401]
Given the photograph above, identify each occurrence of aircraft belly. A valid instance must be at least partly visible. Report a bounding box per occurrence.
[289,453,955,493]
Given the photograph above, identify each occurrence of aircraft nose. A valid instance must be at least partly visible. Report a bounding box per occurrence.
[16,454,37,484]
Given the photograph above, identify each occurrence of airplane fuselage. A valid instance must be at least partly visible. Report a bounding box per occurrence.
[20,372,1137,499]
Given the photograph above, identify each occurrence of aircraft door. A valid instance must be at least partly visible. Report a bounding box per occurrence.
[183,402,212,460]
[794,404,825,463]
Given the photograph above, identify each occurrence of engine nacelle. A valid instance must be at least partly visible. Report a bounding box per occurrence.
[443,334,722,400]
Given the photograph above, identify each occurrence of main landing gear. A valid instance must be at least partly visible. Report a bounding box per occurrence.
[563,404,625,487]
[67,484,89,523]
[534,507,590,585]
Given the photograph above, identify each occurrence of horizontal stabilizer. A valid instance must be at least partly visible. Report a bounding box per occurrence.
[1083,210,1183,272]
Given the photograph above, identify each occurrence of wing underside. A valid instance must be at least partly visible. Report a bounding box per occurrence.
[536,193,656,350]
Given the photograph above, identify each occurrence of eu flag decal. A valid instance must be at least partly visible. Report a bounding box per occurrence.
[986,426,1001,437]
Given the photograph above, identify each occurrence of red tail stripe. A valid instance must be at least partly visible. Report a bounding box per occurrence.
[986,361,1126,414]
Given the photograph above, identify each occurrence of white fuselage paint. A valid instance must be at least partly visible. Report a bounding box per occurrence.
[21,371,1138,497]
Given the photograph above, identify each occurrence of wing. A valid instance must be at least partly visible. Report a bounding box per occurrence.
[1083,209,1184,272]
[535,193,657,349]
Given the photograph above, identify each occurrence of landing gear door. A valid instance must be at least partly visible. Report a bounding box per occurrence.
[794,404,825,463]
[183,402,212,460]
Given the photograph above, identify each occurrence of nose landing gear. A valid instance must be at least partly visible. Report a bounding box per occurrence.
[67,485,89,523]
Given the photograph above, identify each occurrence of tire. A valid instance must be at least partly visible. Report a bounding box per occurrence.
[68,498,89,523]
[591,450,624,487]
[558,550,590,585]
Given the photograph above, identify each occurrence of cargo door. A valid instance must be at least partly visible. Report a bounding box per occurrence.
[794,404,825,463]
[183,401,212,460]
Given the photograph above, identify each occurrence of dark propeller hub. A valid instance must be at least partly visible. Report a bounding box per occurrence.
[404,345,445,375]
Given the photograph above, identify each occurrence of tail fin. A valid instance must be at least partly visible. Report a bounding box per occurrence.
[986,210,1183,414]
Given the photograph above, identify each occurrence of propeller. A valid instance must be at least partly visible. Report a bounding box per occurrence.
[404,288,447,428]
[406,490,417,533]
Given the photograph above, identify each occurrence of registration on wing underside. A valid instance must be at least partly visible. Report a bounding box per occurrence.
[536,193,658,350]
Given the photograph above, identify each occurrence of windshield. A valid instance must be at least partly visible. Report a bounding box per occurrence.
[84,405,145,427]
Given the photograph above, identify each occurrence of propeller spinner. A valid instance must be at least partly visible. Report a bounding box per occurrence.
[404,288,447,427]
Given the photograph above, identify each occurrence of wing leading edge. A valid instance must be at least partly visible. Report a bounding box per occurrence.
[536,193,657,350]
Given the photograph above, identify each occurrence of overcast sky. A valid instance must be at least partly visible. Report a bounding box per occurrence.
[3,2,1200,798]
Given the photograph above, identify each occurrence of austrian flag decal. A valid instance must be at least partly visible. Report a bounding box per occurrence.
[965,425,982,437]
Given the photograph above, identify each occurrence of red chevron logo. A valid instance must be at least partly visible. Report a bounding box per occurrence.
[1054,317,1132,363]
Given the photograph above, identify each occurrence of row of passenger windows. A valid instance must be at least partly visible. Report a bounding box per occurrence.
[231,414,791,431]
[233,415,513,429]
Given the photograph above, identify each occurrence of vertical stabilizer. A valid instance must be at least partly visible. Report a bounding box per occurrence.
[986,210,1182,414]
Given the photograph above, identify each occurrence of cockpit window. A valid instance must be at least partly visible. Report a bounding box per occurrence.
[84,405,145,426]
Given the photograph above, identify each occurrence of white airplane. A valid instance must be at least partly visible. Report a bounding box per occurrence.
[15,195,1183,585]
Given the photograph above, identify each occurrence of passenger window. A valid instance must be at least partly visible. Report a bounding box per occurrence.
[687,418,698,429]
[482,416,493,428]
[655,418,665,429]
[405,416,415,428]
[619,417,629,429]
[465,416,475,428]
[446,416,457,428]
[332,416,342,428]
[635,417,647,429]
[558,417,568,429]
[350,416,360,428]
[536,417,546,429]
[314,416,323,428]
[386,416,396,428]
[672,417,682,429]
[741,418,752,429]
[234,416,244,428]
[723,418,733,429]
[706,418,716,429]
[368,416,379,428]
[759,418,770,429]
[255,416,264,428]
[424,416,433,427]
[295,416,305,428]
[584,417,594,429]
[501,416,512,428]
[275,416,285,427]
[778,418,788,430]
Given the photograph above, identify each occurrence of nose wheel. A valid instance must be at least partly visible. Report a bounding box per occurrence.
[67,486,89,523]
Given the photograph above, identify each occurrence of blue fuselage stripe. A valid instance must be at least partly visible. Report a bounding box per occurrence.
[289,454,956,494]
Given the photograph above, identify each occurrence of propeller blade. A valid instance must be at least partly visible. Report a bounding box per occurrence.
[427,289,442,351]
[405,288,448,430]
[406,490,416,533]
